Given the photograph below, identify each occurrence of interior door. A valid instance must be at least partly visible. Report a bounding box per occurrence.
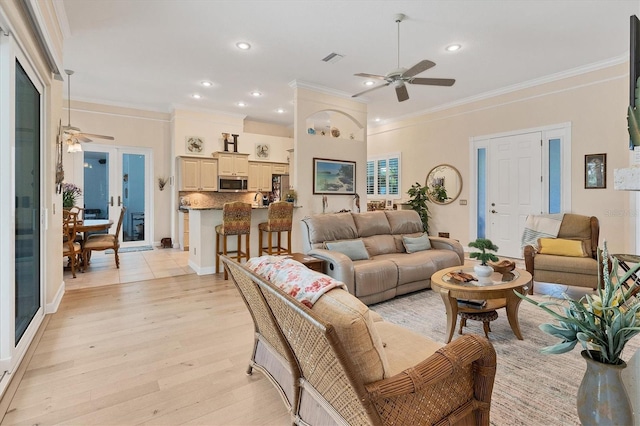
[77,145,152,247]
[487,132,542,258]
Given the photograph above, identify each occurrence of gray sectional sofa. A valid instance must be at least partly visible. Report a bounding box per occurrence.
[300,210,464,304]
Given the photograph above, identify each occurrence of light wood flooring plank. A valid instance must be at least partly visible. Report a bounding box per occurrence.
[0,273,290,425]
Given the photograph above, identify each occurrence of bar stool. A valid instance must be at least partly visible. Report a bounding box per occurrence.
[258,201,294,256]
[216,202,252,280]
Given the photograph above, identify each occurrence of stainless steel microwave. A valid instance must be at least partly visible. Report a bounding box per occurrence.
[218,175,248,192]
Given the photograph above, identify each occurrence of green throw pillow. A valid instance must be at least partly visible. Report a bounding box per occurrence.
[325,240,370,261]
[402,234,432,253]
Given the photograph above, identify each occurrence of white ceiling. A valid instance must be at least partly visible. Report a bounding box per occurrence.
[59,0,640,128]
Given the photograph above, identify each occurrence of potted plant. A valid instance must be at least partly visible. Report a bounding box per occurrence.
[430,183,449,203]
[62,183,82,209]
[468,238,499,277]
[407,182,430,233]
[516,242,640,425]
[285,188,297,204]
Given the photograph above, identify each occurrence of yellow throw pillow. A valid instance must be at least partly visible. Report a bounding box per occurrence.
[538,238,589,257]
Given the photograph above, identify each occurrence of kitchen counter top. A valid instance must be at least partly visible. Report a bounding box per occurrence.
[180,205,299,211]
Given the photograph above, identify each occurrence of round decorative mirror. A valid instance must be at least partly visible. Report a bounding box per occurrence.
[425,164,463,205]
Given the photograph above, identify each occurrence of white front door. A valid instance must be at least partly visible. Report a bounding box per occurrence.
[487,132,542,258]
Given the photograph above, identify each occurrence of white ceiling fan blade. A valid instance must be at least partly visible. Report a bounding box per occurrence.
[395,82,409,102]
[79,132,114,141]
[402,60,436,78]
[75,135,93,143]
[352,82,391,98]
[354,73,386,80]
[410,77,456,87]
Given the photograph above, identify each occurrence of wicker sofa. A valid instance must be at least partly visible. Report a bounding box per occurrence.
[221,255,497,425]
[523,213,600,291]
[300,210,464,304]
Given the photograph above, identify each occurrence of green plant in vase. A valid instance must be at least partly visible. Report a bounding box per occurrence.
[468,238,499,277]
[407,182,430,233]
[62,183,82,208]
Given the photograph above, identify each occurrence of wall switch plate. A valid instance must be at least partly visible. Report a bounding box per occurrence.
[459,199,467,205]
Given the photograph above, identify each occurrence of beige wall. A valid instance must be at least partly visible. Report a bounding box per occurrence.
[368,62,634,254]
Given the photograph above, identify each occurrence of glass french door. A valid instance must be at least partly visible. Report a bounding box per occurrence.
[77,145,152,247]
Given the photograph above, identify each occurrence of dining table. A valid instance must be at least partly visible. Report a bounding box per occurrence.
[76,219,113,243]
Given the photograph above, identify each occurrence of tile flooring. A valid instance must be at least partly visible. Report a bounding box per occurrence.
[64,247,194,290]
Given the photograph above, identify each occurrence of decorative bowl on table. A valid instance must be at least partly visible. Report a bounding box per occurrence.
[488,259,516,274]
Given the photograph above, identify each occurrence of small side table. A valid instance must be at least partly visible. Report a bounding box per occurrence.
[612,253,640,295]
[290,252,324,273]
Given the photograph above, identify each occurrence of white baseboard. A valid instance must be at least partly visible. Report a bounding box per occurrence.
[45,280,65,314]
[188,260,216,276]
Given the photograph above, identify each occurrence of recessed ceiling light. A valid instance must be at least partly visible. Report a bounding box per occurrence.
[364,81,375,86]
[237,101,247,107]
[446,44,462,52]
[200,81,213,87]
[192,94,202,99]
[374,118,381,122]
[236,41,251,50]
[250,91,262,97]
[276,108,285,113]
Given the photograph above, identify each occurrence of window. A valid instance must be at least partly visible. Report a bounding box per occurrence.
[367,153,401,198]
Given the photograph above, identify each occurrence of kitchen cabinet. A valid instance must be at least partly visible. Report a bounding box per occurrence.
[248,161,273,192]
[272,163,288,175]
[180,211,189,251]
[179,157,218,191]
[213,152,249,176]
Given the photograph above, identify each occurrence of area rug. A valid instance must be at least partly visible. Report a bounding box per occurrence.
[370,290,640,426]
[105,245,153,254]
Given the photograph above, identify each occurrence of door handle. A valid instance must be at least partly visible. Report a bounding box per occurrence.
[110,196,114,206]
[118,196,122,206]
[491,209,498,214]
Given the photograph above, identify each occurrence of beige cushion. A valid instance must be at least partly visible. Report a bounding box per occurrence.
[302,213,358,247]
[557,214,593,256]
[535,253,598,275]
[385,210,424,234]
[352,260,398,297]
[312,288,389,384]
[362,234,397,256]
[374,321,443,378]
[351,211,392,237]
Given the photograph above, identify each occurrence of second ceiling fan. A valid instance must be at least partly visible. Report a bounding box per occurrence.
[352,14,455,102]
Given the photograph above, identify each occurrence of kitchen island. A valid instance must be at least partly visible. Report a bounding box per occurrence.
[186,205,296,275]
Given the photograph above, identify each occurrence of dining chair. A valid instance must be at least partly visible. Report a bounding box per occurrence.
[63,210,82,278]
[83,207,126,269]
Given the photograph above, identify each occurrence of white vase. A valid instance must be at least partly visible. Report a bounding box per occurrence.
[474,264,493,278]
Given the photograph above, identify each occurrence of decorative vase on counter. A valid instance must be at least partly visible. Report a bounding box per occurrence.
[577,350,633,426]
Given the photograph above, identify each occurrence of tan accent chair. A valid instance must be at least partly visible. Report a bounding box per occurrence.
[258,201,293,256]
[215,202,252,280]
[221,255,497,425]
[63,210,82,278]
[83,207,126,269]
[524,214,600,292]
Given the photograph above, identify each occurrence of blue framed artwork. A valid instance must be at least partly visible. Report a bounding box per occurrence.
[313,158,356,195]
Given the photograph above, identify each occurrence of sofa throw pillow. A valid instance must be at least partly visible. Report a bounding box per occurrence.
[402,234,432,253]
[538,238,589,257]
[324,239,370,261]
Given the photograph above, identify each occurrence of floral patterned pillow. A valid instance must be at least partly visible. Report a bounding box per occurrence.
[246,256,347,308]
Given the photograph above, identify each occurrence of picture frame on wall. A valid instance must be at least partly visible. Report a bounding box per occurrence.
[255,143,270,159]
[185,136,204,155]
[313,158,356,195]
[584,153,606,189]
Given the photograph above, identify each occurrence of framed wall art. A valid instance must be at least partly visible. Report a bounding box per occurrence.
[313,158,356,195]
[255,143,270,159]
[584,153,606,189]
[185,136,204,154]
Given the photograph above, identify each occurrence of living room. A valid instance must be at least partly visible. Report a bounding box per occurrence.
[2,0,640,424]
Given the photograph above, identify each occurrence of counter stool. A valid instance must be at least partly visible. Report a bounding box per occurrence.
[216,202,252,280]
[258,201,293,256]
[458,310,498,338]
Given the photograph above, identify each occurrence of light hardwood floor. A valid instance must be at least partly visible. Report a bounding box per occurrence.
[1,271,291,425]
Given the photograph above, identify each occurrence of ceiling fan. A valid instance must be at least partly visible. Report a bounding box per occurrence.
[352,13,455,102]
[63,69,114,152]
